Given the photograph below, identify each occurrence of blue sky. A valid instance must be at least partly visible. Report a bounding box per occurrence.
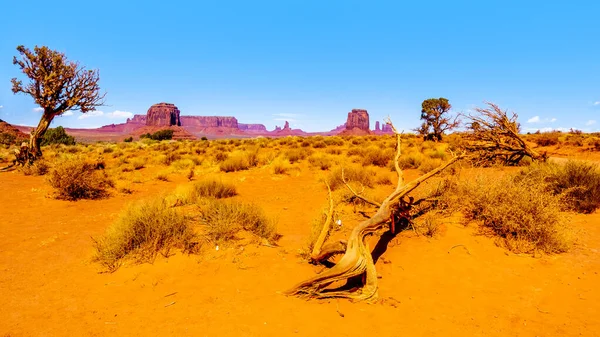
[0,0,599,132]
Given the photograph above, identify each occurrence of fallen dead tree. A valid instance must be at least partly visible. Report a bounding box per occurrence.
[465,102,546,165]
[286,119,463,301]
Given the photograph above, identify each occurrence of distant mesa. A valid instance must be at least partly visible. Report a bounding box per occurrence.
[146,102,181,127]
[238,123,267,133]
[339,109,371,135]
[7,102,395,141]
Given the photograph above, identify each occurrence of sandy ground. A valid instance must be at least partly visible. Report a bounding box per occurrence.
[1,164,599,337]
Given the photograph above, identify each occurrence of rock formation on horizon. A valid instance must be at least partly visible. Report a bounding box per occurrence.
[382,123,392,133]
[239,124,267,132]
[375,121,380,132]
[345,109,370,132]
[146,103,181,127]
[180,116,238,129]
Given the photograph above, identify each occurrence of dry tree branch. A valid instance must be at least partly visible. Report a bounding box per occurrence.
[310,181,335,261]
[464,102,546,165]
[286,119,463,301]
[341,168,381,207]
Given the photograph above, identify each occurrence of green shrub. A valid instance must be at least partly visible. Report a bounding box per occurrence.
[41,126,75,146]
[92,197,198,272]
[47,158,113,200]
[141,129,174,141]
[123,136,133,143]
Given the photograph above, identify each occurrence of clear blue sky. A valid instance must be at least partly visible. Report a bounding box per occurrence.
[0,0,599,132]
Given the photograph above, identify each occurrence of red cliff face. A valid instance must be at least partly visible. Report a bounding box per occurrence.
[345,109,370,132]
[180,116,239,129]
[146,103,181,127]
[238,123,267,132]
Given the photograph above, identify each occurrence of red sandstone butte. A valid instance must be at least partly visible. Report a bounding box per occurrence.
[339,109,371,135]
[146,103,181,127]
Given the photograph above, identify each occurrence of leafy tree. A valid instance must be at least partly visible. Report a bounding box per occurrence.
[11,45,104,158]
[41,126,75,146]
[416,97,459,141]
[140,129,174,141]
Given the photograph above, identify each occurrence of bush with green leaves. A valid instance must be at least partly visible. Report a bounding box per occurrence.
[140,129,174,141]
[41,126,75,146]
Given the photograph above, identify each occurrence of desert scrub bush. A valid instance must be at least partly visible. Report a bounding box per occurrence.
[418,157,443,173]
[271,158,291,174]
[518,161,600,213]
[443,175,571,253]
[92,197,198,271]
[47,158,114,200]
[308,153,333,170]
[41,126,75,146]
[190,178,237,200]
[155,170,170,181]
[219,150,259,172]
[324,136,344,146]
[414,212,441,237]
[532,132,560,147]
[312,140,327,148]
[171,158,196,171]
[327,166,376,191]
[20,159,50,176]
[362,146,392,167]
[197,199,278,244]
[160,152,181,166]
[131,158,146,170]
[284,148,311,163]
[397,152,424,169]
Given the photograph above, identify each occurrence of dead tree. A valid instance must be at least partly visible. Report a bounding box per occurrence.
[285,119,463,301]
[465,102,546,165]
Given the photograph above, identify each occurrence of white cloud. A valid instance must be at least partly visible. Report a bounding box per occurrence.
[77,109,133,120]
[32,107,44,112]
[527,116,557,124]
[594,101,600,106]
[0,105,4,109]
[524,126,571,133]
[586,120,596,126]
[78,110,104,119]
[61,111,74,116]
[106,110,133,119]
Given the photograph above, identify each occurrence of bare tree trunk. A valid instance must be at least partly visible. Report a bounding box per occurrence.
[310,182,334,261]
[286,140,462,301]
[29,112,52,158]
